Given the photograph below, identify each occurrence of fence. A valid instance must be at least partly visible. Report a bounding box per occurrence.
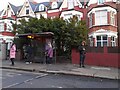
[72,46,120,68]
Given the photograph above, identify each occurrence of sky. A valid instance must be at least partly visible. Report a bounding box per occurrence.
[0,0,96,11]
[0,0,49,11]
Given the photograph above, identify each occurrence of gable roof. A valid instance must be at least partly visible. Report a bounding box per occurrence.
[79,0,90,6]
[29,2,37,11]
[48,1,63,10]
[33,2,50,12]
[0,10,3,16]
[9,3,23,15]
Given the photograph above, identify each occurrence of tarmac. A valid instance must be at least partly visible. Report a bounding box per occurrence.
[1,60,120,80]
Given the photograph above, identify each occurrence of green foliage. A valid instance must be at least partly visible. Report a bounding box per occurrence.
[13,16,88,56]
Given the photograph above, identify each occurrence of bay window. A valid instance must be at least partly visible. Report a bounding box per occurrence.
[89,13,92,27]
[111,36,116,47]
[95,10,107,25]
[110,11,115,25]
[96,35,108,47]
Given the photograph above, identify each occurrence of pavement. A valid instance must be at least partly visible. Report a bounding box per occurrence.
[1,60,120,80]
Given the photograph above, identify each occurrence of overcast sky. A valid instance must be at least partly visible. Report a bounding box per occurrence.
[0,0,49,11]
[0,0,96,11]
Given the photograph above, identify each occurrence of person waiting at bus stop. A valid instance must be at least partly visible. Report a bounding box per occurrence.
[25,44,33,64]
[45,42,53,64]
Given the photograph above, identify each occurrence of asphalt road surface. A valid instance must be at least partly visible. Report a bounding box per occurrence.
[1,69,119,88]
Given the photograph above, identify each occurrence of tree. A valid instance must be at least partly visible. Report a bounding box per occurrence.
[12,16,88,57]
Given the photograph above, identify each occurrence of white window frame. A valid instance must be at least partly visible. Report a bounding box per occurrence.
[39,4,45,11]
[110,11,115,26]
[98,0,105,4]
[96,35,108,47]
[89,36,94,47]
[95,10,107,26]
[68,0,74,9]
[26,7,29,14]
[7,5,11,17]
[111,36,116,47]
[0,23,4,32]
[64,13,73,20]
[76,14,81,21]
[89,13,92,27]
[52,2,58,9]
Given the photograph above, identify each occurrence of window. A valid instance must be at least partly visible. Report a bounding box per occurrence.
[6,23,12,32]
[64,13,73,20]
[95,10,107,25]
[89,13,92,27]
[39,4,45,11]
[26,7,29,14]
[96,35,108,47]
[111,36,116,47]
[8,8,11,17]
[89,36,94,46]
[0,23,4,32]
[110,11,115,25]
[98,0,104,4]
[68,0,74,9]
[77,14,81,21]
[52,2,58,9]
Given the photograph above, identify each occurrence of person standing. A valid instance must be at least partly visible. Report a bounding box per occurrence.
[23,44,27,60]
[47,46,53,64]
[10,43,16,66]
[78,41,86,68]
[45,42,53,64]
[25,44,33,64]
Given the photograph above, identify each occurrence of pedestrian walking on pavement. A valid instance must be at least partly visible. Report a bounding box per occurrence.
[9,43,16,66]
[78,41,86,68]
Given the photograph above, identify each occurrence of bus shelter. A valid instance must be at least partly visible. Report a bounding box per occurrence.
[16,32,56,63]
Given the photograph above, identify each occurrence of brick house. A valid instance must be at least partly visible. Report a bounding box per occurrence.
[87,0,118,47]
[0,0,89,49]
[0,0,118,48]
[0,0,119,67]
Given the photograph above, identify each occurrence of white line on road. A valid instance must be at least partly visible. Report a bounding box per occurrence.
[35,74,48,79]
[3,83,19,88]
[24,78,34,83]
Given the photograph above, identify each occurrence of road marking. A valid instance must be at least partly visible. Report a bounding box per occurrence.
[51,85,63,88]
[91,67,111,70]
[35,74,48,79]
[3,83,19,88]
[24,78,34,83]
[58,86,63,88]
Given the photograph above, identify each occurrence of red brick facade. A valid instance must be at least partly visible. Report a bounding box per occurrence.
[87,2,118,47]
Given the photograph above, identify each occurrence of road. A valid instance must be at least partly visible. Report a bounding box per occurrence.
[1,69,119,88]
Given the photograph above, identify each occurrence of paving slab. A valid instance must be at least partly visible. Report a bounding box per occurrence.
[94,71,119,79]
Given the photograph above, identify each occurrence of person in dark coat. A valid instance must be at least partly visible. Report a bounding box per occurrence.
[25,44,33,64]
[78,41,86,68]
